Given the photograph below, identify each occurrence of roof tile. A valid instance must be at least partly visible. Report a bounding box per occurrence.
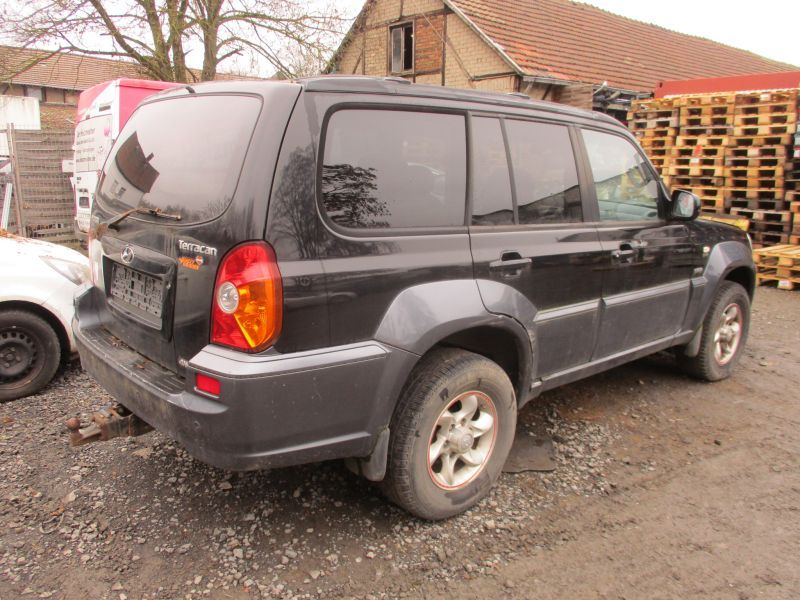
[0,45,262,91]
[450,0,797,91]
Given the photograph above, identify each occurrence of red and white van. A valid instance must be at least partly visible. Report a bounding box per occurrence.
[72,78,179,237]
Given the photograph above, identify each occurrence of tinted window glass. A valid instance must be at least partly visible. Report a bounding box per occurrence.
[471,117,513,226]
[505,120,582,224]
[321,109,466,229]
[582,129,660,221]
[97,95,260,224]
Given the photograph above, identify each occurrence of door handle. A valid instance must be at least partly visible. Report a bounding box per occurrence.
[489,251,532,270]
[611,243,636,261]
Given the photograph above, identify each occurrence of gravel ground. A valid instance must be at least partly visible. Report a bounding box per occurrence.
[0,287,798,599]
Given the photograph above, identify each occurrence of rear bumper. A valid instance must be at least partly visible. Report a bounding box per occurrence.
[73,285,416,471]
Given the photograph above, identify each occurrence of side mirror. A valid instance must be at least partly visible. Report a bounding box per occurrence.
[671,189,701,221]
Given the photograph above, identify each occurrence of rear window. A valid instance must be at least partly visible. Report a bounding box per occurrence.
[97,94,261,224]
[321,109,467,230]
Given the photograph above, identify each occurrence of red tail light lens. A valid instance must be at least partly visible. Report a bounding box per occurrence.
[211,242,283,352]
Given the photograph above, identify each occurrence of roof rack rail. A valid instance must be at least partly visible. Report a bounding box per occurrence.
[506,92,531,100]
[384,76,412,85]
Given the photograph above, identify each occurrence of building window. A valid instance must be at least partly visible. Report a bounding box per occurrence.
[24,86,43,101]
[44,88,66,104]
[390,23,414,73]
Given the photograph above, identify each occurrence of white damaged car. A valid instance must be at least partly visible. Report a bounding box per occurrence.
[1,231,89,401]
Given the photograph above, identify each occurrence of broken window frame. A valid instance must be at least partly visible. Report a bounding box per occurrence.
[389,22,414,74]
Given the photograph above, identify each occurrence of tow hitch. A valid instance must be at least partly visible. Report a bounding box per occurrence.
[66,404,153,446]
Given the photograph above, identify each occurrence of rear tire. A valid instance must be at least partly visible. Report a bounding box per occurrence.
[382,348,516,520]
[679,281,750,382]
[0,310,62,402]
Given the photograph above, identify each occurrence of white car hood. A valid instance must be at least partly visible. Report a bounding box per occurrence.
[0,232,88,265]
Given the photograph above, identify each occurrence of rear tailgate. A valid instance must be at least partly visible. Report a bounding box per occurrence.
[87,82,301,375]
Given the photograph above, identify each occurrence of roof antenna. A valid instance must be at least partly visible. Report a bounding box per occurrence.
[185,85,196,94]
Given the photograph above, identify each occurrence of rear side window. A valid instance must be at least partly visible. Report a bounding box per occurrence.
[505,120,582,224]
[321,109,466,230]
[471,117,514,226]
[97,95,261,224]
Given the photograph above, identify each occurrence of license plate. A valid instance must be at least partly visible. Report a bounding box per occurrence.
[110,263,164,320]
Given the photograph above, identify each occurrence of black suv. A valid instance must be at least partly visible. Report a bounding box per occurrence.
[73,77,754,519]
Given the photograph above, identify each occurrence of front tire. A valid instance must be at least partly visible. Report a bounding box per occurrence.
[382,348,516,520]
[679,281,750,381]
[0,309,62,401]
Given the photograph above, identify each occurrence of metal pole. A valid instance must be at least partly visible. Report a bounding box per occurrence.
[7,125,26,236]
[0,182,11,230]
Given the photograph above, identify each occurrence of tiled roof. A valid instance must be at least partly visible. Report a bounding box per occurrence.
[0,45,262,91]
[0,46,146,90]
[448,0,798,91]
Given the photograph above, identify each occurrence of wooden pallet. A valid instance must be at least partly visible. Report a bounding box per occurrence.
[736,102,797,117]
[730,207,792,224]
[639,137,674,150]
[673,94,733,107]
[671,175,725,188]
[725,187,786,200]
[733,113,796,127]
[753,244,800,289]
[724,156,785,168]
[668,164,725,177]
[670,145,725,158]
[629,116,679,131]
[735,90,798,105]
[730,134,793,147]
[726,144,787,159]
[733,123,795,136]
[681,125,732,137]
[725,166,785,179]
[726,197,791,211]
[676,134,729,147]
[752,231,791,246]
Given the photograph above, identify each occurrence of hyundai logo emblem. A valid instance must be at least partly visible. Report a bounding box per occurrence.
[121,245,135,264]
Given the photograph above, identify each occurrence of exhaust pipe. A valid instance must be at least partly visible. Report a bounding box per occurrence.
[66,403,153,446]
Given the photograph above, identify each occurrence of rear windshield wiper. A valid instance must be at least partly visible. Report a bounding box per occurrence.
[104,207,182,230]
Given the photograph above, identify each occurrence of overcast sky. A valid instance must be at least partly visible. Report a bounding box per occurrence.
[340,0,800,66]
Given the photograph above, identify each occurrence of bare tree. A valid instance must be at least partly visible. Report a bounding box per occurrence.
[1,0,346,82]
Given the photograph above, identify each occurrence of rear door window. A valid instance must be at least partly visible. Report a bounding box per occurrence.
[321,109,467,229]
[505,119,582,224]
[471,117,514,226]
[97,95,261,224]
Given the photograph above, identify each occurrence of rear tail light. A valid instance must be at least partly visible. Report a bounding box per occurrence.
[211,241,283,352]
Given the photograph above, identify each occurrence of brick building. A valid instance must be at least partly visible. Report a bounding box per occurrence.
[328,0,797,118]
[0,45,147,129]
[0,45,262,129]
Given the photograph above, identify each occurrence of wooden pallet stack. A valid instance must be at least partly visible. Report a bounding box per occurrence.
[726,90,797,247]
[787,122,800,244]
[629,87,800,249]
[628,97,678,178]
[666,94,734,213]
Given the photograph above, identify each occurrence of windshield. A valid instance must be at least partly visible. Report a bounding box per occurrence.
[96,94,261,224]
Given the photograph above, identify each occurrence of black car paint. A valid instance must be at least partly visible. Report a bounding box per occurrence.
[74,77,754,476]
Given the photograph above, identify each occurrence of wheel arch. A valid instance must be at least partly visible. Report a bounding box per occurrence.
[374,279,534,407]
[723,265,755,299]
[433,324,532,406]
[0,300,70,364]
